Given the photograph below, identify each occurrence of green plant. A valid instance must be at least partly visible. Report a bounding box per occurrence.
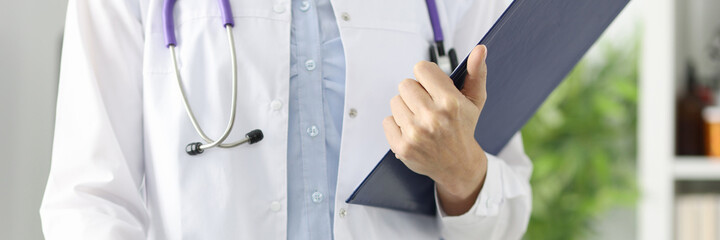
[521,34,640,239]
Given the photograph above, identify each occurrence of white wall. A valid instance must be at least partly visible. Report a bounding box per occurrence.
[685,0,720,81]
[0,0,68,239]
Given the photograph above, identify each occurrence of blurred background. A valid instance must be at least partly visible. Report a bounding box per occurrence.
[1,0,719,239]
[0,0,67,239]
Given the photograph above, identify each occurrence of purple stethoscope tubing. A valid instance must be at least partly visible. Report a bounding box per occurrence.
[164,0,445,47]
[425,0,444,43]
[162,0,177,47]
[163,0,235,47]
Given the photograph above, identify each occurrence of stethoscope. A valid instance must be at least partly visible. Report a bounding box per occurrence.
[425,0,459,74]
[163,0,456,156]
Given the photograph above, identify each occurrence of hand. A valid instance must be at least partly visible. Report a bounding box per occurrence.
[382,45,489,216]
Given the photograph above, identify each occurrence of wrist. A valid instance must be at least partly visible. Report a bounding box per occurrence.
[435,142,488,215]
[436,155,486,199]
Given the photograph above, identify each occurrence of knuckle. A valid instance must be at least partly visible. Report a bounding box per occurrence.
[413,61,425,72]
[413,61,434,74]
[425,118,442,134]
[406,124,429,146]
[395,142,412,157]
[390,95,402,106]
[404,125,419,142]
[423,114,445,134]
[420,60,436,69]
[383,116,395,126]
[439,97,461,113]
[398,78,415,92]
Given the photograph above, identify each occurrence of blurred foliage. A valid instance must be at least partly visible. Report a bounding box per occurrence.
[522,34,640,239]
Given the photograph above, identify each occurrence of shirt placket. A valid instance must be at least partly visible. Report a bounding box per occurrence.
[293,0,332,239]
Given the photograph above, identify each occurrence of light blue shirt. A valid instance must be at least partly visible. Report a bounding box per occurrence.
[287,0,345,239]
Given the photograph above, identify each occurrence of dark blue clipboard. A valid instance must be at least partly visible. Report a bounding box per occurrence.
[346,0,630,216]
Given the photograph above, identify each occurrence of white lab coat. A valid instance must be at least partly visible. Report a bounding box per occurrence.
[41,0,532,239]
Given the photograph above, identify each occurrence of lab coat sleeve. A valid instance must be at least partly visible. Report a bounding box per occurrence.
[39,0,148,239]
[435,133,532,240]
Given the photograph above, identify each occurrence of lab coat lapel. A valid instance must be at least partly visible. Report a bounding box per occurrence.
[331,0,434,218]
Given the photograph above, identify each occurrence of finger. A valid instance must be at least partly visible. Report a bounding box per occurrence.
[390,95,414,129]
[382,116,403,152]
[398,79,433,114]
[462,45,488,108]
[413,61,461,100]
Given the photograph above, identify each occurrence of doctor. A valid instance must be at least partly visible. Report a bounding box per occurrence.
[41,0,532,239]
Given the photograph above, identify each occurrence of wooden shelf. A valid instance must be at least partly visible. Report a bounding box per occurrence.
[674,157,720,180]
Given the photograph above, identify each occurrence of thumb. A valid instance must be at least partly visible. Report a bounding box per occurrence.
[462,45,488,109]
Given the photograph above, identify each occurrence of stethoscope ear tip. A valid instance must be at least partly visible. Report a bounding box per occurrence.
[246,129,264,144]
[186,142,204,155]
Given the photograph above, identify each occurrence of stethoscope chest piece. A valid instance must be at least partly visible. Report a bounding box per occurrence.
[429,44,458,75]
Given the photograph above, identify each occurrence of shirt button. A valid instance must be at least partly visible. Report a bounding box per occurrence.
[311,191,323,203]
[339,208,347,218]
[341,12,350,21]
[348,108,358,118]
[299,1,311,12]
[273,3,285,13]
[306,125,319,137]
[270,201,282,212]
[305,59,316,71]
[270,100,283,110]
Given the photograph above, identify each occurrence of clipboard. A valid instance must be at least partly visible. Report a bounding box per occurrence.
[346,0,630,216]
